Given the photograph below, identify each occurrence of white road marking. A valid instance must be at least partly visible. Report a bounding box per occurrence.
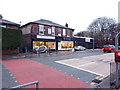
[78,62,95,67]
[55,61,103,76]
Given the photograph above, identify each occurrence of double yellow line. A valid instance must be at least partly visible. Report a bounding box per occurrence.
[90,73,110,85]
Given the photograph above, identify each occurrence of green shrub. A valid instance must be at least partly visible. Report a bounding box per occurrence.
[2,27,22,49]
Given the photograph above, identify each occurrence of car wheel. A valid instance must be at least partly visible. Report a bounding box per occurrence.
[103,51,106,53]
[45,50,48,53]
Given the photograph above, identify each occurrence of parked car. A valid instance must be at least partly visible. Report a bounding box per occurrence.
[33,45,48,53]
[119,46,120,50]
[74,46,86,51]
[102,45,115,53]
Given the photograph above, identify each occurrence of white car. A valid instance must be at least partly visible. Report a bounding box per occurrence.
[74,46,86,51]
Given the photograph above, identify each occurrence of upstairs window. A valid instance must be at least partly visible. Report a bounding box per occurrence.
[63,29,66,36]
[52,27,55,35]
[0,25,6,28]
[48,28,52,34]
[67,30,70,37]
[58,28,61,36]
[39,25,44,35]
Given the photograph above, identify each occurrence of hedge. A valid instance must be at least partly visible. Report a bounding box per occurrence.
[2,27,22,49]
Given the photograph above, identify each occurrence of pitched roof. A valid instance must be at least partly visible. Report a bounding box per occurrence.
[33,19,74,30]
[0,19,20,26]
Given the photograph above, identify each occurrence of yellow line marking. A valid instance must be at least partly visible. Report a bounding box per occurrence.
[99,76,105,80]
[95,75,103,79]
[90,82,96,85]
[91,73,110,85]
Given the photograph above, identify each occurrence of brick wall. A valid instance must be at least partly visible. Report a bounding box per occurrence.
[22,34,32,50]
[21,24,32,34]
[2,48,19,55]
[7,25,19,29]
[31,23,39,34]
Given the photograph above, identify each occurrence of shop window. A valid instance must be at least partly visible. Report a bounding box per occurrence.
[33,41,56,49]
[39,25,44,35]
[52,27,55,35]
[48,42,56,49]
[61,41,73,48]
[33,41,45,49]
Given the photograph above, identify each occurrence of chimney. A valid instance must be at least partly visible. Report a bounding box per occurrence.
[0,14,3,20]
[65,23,68,27]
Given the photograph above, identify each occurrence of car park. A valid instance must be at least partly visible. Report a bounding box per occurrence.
[33,45,48,53]
[102,45,115,53]
[74,46,86,51]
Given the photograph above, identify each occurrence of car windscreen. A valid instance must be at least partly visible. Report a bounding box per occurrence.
[103,45,110,48]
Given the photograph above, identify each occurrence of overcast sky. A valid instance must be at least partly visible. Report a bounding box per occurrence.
[1,0,119,34]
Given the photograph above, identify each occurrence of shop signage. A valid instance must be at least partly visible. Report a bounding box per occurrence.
[37,35,55,39]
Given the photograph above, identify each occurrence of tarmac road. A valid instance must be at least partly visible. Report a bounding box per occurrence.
[31,49,114,84]
[2,49,115,88]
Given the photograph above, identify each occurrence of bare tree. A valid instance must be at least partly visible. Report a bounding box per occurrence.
[87,17,116,47]
[76,17,118,47]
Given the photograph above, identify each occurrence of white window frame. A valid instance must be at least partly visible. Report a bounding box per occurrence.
[48,28,52,34]
[67,30,70,37]
[52,27,55,35]
[0,25,6,28]
[63,29,66,36]
[58,28,61,36]
[39,25,44,35]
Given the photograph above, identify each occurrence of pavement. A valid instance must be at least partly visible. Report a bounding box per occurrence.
[2,49,102,60]
[2,50,73,60]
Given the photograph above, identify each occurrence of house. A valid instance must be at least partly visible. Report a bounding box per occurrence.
[1,15,21,55]
[20,19,74,51]
[0,15,20,29]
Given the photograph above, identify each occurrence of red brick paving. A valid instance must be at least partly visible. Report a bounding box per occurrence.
[2,59,90,88]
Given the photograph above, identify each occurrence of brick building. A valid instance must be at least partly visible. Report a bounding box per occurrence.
[0,15,20,29]
[1,15,21,55]
[20,19,74,51]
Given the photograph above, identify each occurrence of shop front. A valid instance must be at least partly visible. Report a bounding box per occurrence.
[56,36,74,50]
[32,35,74,51]
[32,35,56,50]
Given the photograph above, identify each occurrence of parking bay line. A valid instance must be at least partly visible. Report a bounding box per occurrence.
[55,61,103,76]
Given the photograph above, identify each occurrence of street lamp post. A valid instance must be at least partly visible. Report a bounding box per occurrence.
[115,32,120,88]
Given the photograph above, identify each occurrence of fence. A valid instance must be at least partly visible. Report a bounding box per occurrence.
[9,81,39,90]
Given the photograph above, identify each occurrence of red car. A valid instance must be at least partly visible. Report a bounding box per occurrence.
[102,45,115,53]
